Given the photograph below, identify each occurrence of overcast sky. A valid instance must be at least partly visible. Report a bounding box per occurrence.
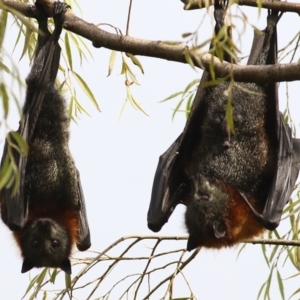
[0,0,300,299]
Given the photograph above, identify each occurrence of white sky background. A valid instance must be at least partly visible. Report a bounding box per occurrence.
[0,0,300,299]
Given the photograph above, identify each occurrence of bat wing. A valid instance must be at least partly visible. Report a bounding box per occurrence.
[0,128,28,230]
[0,8,63,231]
[147,134,182,232]
[75,170,91,251]
[240,12,300,229]
[147,2,233,232]
[244,118,300,230]
[261,119,298,229]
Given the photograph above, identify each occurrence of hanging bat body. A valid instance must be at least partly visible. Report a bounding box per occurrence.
[0,2,91,274]
[148,2,300,250]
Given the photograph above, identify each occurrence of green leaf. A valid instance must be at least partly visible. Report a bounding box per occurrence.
[276,270,285,300]
[20,21,34,61]
[160,91,184,103]
[65,272,71,289]
[0,9,8,48]
[10,131,28,156]
[65,32,73,69]
[225,98,235,134]
[126,53,144,74]
[184,47,195,69]
[0,156,13,190]
[125,85,148,116]
[0,83,9,118]
[72,71,100,111]
[108,50,117,76]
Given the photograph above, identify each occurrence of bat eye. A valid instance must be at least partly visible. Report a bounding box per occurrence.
[32,240,39,248]
[51,239,60,248]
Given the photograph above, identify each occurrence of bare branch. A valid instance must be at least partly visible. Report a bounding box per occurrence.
[2,0,300,84]
[2,0,300,83]
[181,0,300,13]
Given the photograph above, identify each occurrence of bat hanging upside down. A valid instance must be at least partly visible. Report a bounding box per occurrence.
[0,2,91,274]
[147,0,300,250]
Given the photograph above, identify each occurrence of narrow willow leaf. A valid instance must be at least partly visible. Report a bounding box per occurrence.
[126,53,144,74]
[276,270,285,300]
[20,22,34,61]
[130,93,148,116]
[72,71,100,111]
[108,50,117,76]
[121,61,127,74]
[74,97,90,116]
[22,274,39,299]
[182,32,192,38]
[225,99,235,134]
[65,32,73,69]
[119,98,128,120]
[261,244,270,267]
[184,47,195,69]
[125,86,148,116]
[67,94,74,118]
[10,132,28,155]
[182,78,200,96]
[257,282,266,300]
[236,243,246,259]
[65,273,71,289]
[0,10,8,48]
[0,61,10,73]
[0,83,9,118]
[160,91,184,103]
[172,96,186,120]
[269,245,279,264]
[289,287,300,300]
[12,21,24,54]
[185,93,194,119]
[50,268,58,284]
[264,268,273,300]
[124,60,140,85]
[0,157,13,190]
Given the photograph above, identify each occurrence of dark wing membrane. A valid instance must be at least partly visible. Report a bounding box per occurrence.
[0,131,27,230]
[1,9,63,231]
[75,170,91,251]
[147,2,234,232]
[147,135,181,232]
[240,12,300,229]
[260,119,294,229]
[261,15,300,229]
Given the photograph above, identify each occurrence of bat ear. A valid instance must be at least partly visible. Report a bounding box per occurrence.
[213,221,226,239]
[21,259,34,273]
[60,259,72,274]
[187,234,199,251]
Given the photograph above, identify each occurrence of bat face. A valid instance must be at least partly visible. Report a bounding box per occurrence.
[185,174,265,251]
[0,2,91,273]
[19,219,72,274]
[148,4,300,250]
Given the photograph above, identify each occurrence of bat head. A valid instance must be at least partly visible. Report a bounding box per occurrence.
[20,218,72,274]
[185,174,230,251]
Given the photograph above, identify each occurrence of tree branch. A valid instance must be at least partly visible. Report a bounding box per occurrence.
[181,0,300,13]
[2,0,300,83]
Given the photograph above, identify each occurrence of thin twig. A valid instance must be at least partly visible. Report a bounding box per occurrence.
[126,0,133,36]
